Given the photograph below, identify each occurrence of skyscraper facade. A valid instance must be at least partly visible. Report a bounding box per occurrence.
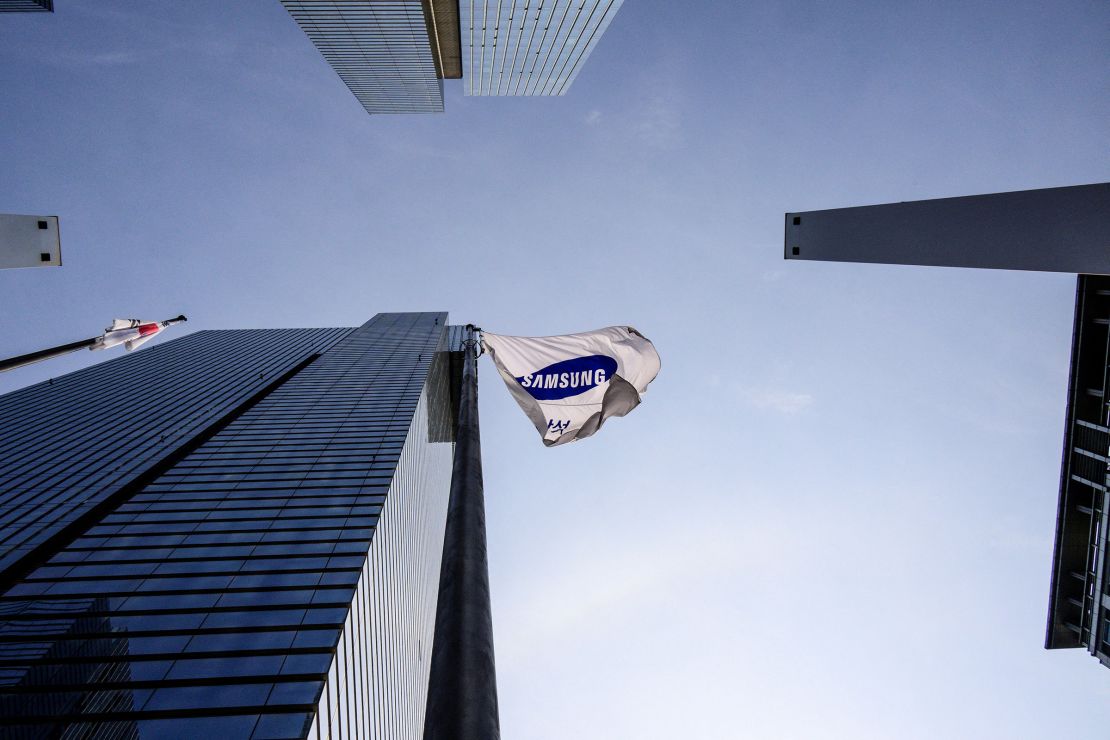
[279,0,624,113]
[462,0,626,96]
[1047,274,1110,668]
[0,313,469,738]
[279,0,461,114]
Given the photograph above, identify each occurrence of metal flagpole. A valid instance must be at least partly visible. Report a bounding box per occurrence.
[424,324,501,740]
[0,315,188,374]
[0,336,101,373]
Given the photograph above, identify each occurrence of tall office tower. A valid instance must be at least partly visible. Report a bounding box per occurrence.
[279,0,624,112]
[462,0,625,96]
[1047,274,1110,668]
[0,0,52,12]
[279,0,461,114]
[0,313,495,738]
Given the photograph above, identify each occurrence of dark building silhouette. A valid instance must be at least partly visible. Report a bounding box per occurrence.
[0,597,137,740]
[1047,275,1110,667]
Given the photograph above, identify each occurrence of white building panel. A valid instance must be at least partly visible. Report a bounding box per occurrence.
[0,214,61,269]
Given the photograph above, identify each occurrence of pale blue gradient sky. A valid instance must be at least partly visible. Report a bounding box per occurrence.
[2,1,1109,737]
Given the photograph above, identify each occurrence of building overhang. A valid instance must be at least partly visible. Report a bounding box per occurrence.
[784,183,1110,274]
[425,0,462,79]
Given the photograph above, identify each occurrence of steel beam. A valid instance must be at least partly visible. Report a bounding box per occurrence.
[785,183,1110,274]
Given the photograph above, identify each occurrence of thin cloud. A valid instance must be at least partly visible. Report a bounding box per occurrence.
[741,388,814,414]
[495,520,783,670]
[633,95,683,149]
[49,50,142,66]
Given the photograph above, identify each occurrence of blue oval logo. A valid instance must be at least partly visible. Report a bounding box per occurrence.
[516,355,618,401]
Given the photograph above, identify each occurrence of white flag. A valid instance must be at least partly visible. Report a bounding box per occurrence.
[482,326,660,447]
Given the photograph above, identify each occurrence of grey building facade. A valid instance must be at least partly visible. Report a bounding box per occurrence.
[279,0,462,114]
[0,313,489,738]
[462,0,626,96]
[279,0,624,113]
[1047,275,1110,667]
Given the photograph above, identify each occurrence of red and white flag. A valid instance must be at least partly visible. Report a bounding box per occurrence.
[92,316,187,352]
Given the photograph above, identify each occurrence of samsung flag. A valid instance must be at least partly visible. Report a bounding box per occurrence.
[482,326,660,447]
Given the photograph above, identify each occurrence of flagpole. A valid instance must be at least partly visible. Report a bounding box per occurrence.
[0,315,188,374]
[424,324,501,740]
[0,336,100,373]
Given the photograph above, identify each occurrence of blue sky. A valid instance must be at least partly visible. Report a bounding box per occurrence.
[2,1,1109,737]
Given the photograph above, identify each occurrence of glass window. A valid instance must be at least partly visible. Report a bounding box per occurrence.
[166,655,284,680]
[291,629,340,649]
[251,711,312,739]
[185,630,296,653]
[266,682,323,707]
[135,714,260,739]
[127,635,191,655]
[201,609,307,629]
[278,653,332,676]
[145,682,271,710]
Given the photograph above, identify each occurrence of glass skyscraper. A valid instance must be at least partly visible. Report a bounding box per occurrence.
[0,313,484,738]
[279,0,624,113]
[462,0,625,96]
[279,0,461,114]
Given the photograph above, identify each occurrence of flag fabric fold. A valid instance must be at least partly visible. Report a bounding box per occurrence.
[482,326,660,447]
[92,316,187,352]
